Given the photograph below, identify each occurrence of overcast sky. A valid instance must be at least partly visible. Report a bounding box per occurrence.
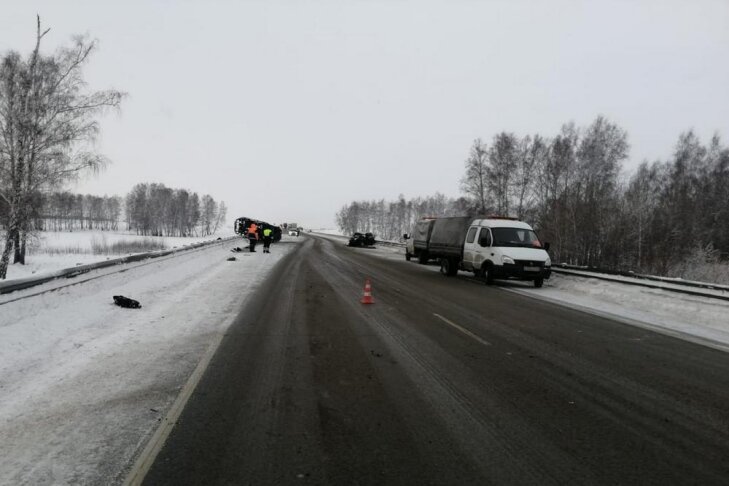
[2,0,728,228]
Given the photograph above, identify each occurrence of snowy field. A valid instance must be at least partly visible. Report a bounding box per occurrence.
[3,230,233,281]
[313,228,344,236]
[0,236,300,485]
[313,232,729,352]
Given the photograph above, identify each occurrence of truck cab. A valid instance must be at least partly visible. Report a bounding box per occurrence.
[461,218,551,287]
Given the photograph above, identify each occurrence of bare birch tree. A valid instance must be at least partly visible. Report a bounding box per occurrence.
[0,17,124,278]
[460,138,489,213]
[486,132,519,215]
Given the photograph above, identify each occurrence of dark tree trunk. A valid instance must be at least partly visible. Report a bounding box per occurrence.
[0,227,17,279]
[12,230,22,264]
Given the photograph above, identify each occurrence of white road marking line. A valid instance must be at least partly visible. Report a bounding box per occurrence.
[433,313,492,347]
[122,325,229,486]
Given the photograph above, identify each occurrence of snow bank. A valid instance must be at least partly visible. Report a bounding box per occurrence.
[0,237,299,485]
[4,230,234,281]
[507,274,729,351]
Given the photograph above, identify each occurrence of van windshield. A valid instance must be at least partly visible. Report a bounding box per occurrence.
[491,227,542,248]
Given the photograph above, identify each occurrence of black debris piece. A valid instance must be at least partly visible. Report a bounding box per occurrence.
[113,295,141,309]
[231,247,244,253]
[227,256,237,261]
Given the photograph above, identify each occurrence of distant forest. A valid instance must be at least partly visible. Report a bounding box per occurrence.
[3,183,228,237]
[337,116,729,278]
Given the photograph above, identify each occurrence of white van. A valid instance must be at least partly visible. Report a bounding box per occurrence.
[461,218,551,287]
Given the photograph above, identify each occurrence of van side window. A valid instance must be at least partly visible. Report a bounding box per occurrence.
[466,227,478,243]
[479,228,491,247]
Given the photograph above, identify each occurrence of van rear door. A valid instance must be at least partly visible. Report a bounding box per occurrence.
[462,226,480,271]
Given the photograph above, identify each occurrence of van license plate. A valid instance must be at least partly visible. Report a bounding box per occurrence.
[524,266,540,272]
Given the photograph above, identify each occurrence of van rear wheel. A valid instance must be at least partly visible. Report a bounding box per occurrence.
[405,252,411,261]
[440,258,458,277]
[440,258,450,276]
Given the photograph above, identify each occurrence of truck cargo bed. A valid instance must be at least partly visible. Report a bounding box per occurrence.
[427,216,472,259]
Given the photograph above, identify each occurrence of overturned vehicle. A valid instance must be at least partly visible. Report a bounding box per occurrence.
[234,217,282,242]
[348,232,376,247]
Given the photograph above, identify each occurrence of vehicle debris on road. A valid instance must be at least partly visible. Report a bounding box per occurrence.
[113,295,141,309]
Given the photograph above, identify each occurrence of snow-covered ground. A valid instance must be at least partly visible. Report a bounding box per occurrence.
[0,236,299,485]
[4,230,232,281]
[509,274,729,352]
[313,233,729,352]
[314,228,345,236]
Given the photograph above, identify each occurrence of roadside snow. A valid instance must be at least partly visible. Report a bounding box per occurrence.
[553,268,729,298]
[509,274,729,352]
[0,236,299,485]
[315,228,345,236]
[4,230,233,281]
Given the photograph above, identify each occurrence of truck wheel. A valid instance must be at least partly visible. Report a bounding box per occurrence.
[534,277,544,288]
[449,258,459,276]
[406,252,411,261]
[440,258,452,276]
[418,252,429,264]
[441,258,458,276]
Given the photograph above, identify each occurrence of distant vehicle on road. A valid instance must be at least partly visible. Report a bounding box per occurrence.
[348,232,376,247]
[404,216,551,287]
[288,228,301,236]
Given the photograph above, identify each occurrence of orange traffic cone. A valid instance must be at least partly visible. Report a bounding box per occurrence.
[361,278,375,304]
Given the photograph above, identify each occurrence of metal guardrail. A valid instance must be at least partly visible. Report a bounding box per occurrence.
[553,263,729,292]
[0,236,238,296]
[551,268,729,302]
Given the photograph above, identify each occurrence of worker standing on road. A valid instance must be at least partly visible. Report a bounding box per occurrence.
[262,227,273,253]
[247,223,258,252]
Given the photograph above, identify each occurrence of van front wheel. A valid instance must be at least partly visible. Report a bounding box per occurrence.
[534,277,544,288]
[481,264,494,285]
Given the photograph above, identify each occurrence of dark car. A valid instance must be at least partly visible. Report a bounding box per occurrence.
[348,232,376,247]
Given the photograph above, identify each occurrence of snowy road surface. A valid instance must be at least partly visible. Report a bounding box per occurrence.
[0,237,299,485]
[144,235,729,485]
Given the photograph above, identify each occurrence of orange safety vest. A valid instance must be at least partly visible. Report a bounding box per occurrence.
[248,225,258,239]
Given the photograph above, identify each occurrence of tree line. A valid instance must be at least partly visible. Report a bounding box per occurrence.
[336,116,729,277]
[0,18,123,278]
[125,182,227,237]
[35,192,122,231]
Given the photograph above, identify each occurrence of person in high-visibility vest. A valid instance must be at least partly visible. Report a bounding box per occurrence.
[247,223,258,252]
[262,227,273,253]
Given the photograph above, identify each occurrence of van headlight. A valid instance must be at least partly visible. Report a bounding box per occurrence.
[545,256,551,267]
[502,256,515,265]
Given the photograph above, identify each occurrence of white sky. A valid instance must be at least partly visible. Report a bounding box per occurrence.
[2,0,728,228]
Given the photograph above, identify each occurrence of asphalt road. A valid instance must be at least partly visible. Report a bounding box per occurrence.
[143,235,729,485]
